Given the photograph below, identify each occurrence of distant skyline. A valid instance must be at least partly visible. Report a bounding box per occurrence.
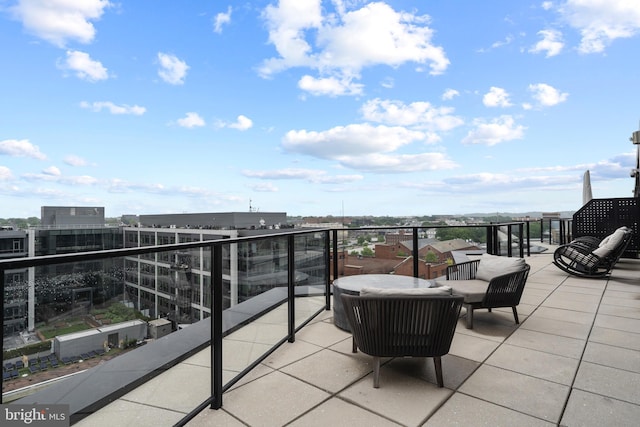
[2,1,640,218]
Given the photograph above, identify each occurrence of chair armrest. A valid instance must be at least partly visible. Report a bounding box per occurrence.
[446,259,480,280]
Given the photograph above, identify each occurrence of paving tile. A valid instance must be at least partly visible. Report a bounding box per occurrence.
[288,397,402,427]
[122,363,211,413]
[338,368,452,426]
[560,389,640,427]
[297,316,353,347]
[222,370,331,427]
[598,303,640,320]
[222,337,276,373]
[424,392,554,427]
[573,361,640,405]
[74,399,186,427]
[520,315,592,340]
[281,348,373,393]
[561,278,606,291]
[505,328,586,359]
[485,343,579,385]
[601,295,640,309]
[582,341,640,373]
[494,302,536,317]
[530,306,595,325]
[526,280,562,291]
[520,293,547,305]
[459,365,570,422]
[187,407,248,427]
[588,326,640,351]
[594,313,640,334]
[547,290,602,303]
[606,284,640,294]
[262,338,323,369]
[383,354,479,390]
[560,284,605,296]
[225,320,288,345]
[448,332,501,362]
[453,314,519,342]
[541,297,600,313]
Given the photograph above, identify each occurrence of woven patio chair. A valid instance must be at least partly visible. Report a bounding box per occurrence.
[340,294,463,388]
[553,226,633,278]
[438,257,531,329]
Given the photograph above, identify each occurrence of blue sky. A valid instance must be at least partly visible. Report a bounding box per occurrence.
[1,0,640,218]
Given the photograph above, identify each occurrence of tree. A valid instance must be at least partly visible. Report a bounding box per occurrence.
[361,247,374,257]
[436,227,485,243]
[425,252,439,263]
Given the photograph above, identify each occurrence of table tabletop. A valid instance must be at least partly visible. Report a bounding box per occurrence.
[333,274,434,293]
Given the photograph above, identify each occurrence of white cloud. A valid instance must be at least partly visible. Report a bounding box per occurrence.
[483,87,512,108]
[361,98,464,132]
[80,101,146,115]
[0,166,13,180]
[64,155,88,166]
[59,50,109,82]
[491,35,514,49]
[528,83,569,106]
[530,29,564,57]
[339,152,458,173]
[380,77,394,89]
[442,88,459,100]
[542,2,554,11]
[283,123,426,158]
[243,168,363,184]
[0,139,47,160]
[10,0,111,47]
[157,52,189,85]
[43,166,61,176]
[260,1,448,95]
[462,115,525,146]
[298,75,364,96]
[248,182,279,192]
[281,123,459,173]
[228,115,253,131]
[177,112,205,128]
[559,0,640,53]
[213,6,232,33]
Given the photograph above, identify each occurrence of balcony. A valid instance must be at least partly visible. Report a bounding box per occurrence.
[2,223,639,426]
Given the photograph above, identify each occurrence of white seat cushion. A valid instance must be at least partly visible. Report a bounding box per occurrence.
[435,279,488,303]
[475,254,526,281]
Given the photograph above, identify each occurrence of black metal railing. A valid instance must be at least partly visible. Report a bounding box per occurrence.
[573,197,639,257]
[1,223,528,424]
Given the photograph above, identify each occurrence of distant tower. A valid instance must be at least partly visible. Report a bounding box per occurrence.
[631,127,640,198]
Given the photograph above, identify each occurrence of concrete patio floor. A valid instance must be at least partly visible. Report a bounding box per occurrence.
[77,249,640,427]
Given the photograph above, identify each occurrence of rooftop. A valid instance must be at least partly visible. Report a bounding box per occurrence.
[75,246,640,426]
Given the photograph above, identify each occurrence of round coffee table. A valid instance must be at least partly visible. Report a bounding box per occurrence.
[332,274,435,331]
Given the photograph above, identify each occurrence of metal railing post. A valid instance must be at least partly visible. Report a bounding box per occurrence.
[1,269,4,403]
[210,244,223,410]
[287,235,295,343]
[324,230,331,310]
[332,229,338,281]
[412,227,419,278]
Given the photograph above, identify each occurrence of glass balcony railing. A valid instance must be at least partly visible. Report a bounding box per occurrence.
[2,223,530,424]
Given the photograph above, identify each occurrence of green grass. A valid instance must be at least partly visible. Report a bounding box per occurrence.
[38,319,90,340]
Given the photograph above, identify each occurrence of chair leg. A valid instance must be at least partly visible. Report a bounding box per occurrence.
[465,304,474,329]
[352,336,357,353]
[512,306,519,324]
[433,357,444,388]
[373,356,380,388]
